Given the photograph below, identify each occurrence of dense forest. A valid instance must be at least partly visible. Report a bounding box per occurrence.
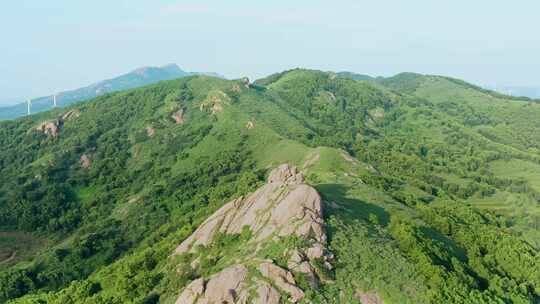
[1,69,539,303]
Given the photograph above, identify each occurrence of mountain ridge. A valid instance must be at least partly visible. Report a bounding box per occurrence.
[1,69,539,303]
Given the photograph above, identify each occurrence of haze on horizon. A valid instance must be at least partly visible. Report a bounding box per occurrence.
[1,0,539,103]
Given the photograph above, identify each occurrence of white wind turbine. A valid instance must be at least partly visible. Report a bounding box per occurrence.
[27,99,32,115]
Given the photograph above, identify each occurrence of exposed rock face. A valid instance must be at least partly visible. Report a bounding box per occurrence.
[176,265,284,304]
[171,109,185,124]
[254,280,280,304]
[36,121,60,137]
[176,278,204,304]
[174,164,324,254]
[176,265,248,304]
[36,110,80,137]
[267,163,305,185]
[80,154,91,168]
[173,164,332,304]
[199,91,230,114]
[258,262,304,302]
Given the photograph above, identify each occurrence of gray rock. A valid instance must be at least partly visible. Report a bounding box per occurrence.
[173,164,324,256]
[172,164,333,304]
[259,262,304,302]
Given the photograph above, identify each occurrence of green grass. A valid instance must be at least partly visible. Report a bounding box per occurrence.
[3,70,540,303]
[489,159,540,192]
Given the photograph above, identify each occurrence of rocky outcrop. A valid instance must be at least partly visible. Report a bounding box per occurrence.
[176,278,204,304]
[36,121,60,137]
[174,164,325,255]
[176,264,285,304]
[36,110,80,137]
[80,154,91,168]
[199,91,230,115]
[254,280,280,304]
[171,109,185,124]
[176,265,248,304]
[173,164,332,304]
[258,262,304,302]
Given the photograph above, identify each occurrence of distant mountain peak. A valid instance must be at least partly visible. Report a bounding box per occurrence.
[0,63,216,120]
[160,63,182,70]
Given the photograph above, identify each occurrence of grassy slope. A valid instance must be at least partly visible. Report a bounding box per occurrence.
[389,75,540,247]
[2,71,540,303]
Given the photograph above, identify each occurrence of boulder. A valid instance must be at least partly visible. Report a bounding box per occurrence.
[176,278,204,304]
[287,249,304,269]
[175,265,248,304]
[254,280,280,304]
[175,265,288,304]
[200,265,248,303]
[259,262,304,302]
[306,243,325,260]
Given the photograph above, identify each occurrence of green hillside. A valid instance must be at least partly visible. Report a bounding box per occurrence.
[1,70,539,303]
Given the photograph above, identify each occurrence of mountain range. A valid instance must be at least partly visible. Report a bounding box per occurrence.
[0,64,221,121]
[1,69,539,303]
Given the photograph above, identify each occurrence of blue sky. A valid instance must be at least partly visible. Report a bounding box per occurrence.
[1,0,539,102]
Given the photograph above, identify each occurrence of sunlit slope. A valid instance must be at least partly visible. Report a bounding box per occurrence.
[0,70,539,303]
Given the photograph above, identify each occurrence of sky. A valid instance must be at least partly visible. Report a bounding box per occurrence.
[1,0,539,103]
